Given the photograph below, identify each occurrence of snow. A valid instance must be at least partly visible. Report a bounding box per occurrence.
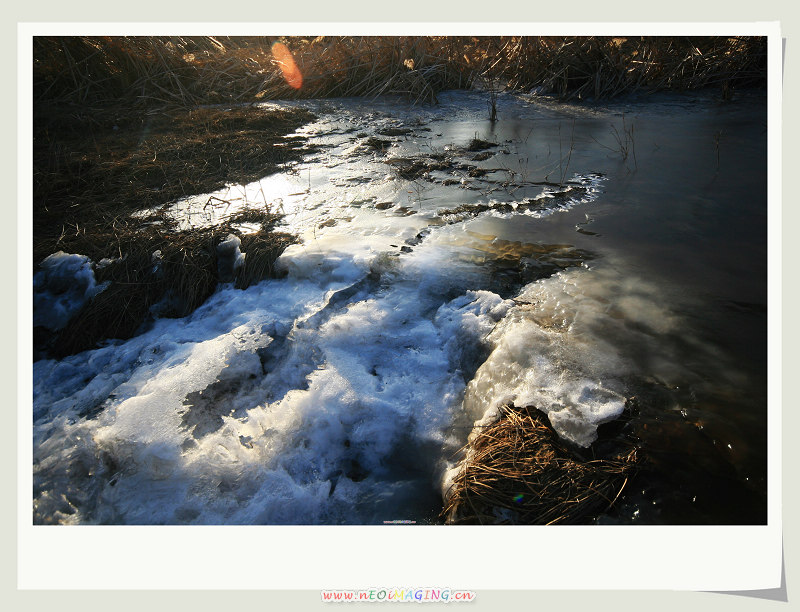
[33,252,108,331]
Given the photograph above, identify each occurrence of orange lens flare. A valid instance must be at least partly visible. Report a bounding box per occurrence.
[271,42,303,90]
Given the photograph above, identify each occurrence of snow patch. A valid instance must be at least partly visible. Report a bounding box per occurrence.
[34,252,108,331]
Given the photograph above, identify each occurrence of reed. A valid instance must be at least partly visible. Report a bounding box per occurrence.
[34,36,767,109]
[490,36,766,100]
[442,404,639,525]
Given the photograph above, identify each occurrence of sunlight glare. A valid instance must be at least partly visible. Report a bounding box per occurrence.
[271,41,303,90]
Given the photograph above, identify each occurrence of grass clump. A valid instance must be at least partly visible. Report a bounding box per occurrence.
[466,137,496,152]
[47,208,297,358]
[442,404,639,525]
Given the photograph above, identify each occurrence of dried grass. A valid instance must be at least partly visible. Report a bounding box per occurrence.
[442,404,639,525]
[47,207,297,357]
[34,36,767,110]
[33,104,316,251]
[493,36,767,100]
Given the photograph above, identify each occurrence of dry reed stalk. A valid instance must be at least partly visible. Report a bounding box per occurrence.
[442,404,639,525]
[35,36,766,111]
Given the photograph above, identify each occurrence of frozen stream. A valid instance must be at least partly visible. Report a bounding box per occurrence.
[33,89,767,524]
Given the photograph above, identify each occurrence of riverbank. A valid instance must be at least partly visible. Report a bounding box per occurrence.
[34,103,317,357]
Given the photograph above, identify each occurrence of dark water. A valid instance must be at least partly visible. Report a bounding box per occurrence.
[454,90,768,523]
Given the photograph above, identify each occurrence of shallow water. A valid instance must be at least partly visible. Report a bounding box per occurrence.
[33,89,767,524]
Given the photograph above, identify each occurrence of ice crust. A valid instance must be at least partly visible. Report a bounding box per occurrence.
[32,230,521,524]
[462,265,688,447]
[33,252,108,330]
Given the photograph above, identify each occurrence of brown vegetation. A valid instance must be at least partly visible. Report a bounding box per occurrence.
[47,207,298,357]
[34,104,314,261]
[34,36,766,109]
[442,404,639,524]
[34,102,313,357]
[490,36,766,99]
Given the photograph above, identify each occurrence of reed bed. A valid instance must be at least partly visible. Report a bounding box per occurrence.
[34,36,267,107]
[442,404,639,525]
[492,36,767,100]
[34,36,766,109]
[33,36,474,107]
